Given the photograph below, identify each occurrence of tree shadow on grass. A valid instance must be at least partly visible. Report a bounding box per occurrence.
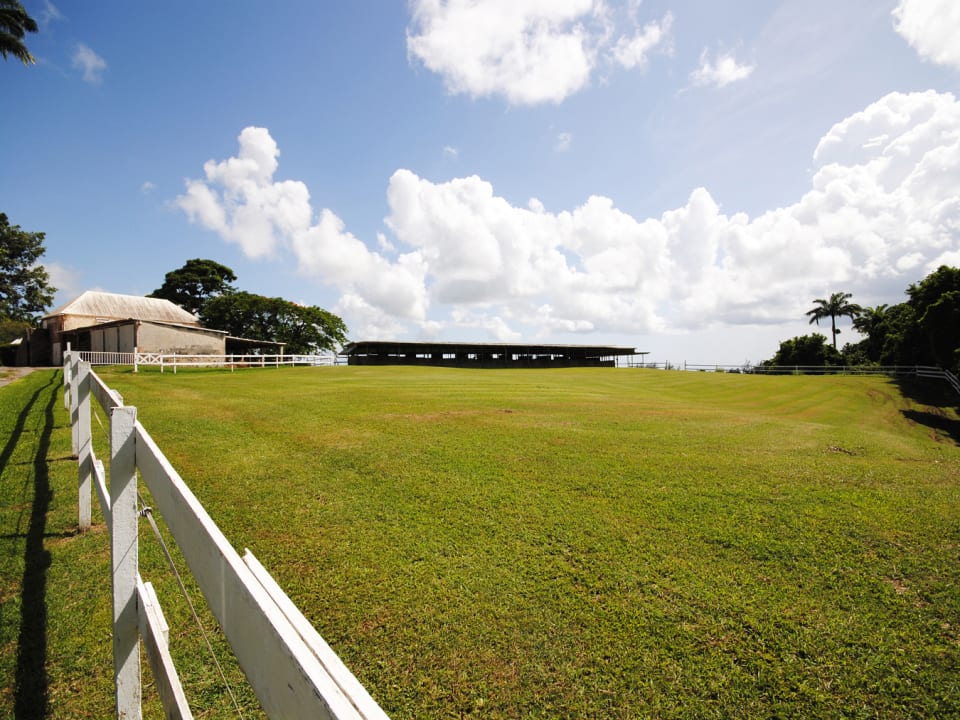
[895,376,959,409]
[901,409,960,445]
[895,376,960,445]
[0,373,59,719]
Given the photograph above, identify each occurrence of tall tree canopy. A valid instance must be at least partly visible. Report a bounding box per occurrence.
[0,0,37,65]
[876,303,919,366]
[846,266,960,371]
[149,258,237,316]
[907,266,960,371]
[805,292,862,350]
[764,333,842,368]
[200,292,347,354]
[775,267,960,372]
[0,212,56,322]
[849,304,890,363]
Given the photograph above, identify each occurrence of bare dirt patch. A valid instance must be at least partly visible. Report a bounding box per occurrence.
[0,367,36,389]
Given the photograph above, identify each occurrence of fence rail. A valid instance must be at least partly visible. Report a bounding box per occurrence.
[630,361,960,395]
[74,350,339,371]
[64,351,390,720]
[681,362,956,376]
[915,365,960,395]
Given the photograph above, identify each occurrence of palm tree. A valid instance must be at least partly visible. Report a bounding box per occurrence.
[806,292,862,350]
[852,304,888,336]
[852,303,889,363]
[0,0,38,65]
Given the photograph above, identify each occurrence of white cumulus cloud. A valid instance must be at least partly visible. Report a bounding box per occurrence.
[177,127,305,258]
[382,91,960,336]
[406,0,672,105]
[175,127,429,329]
[611,12,673,70]
[689,48,754,88]
[176,91,960,343]
[893,0,960,71]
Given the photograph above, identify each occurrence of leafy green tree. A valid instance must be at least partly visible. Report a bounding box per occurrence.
[906,265,960,311]
[200,291,347,354]
[0,0,38,65]
[805,292,862,350]
[0,212,56,322]
[849,304,888,363]
[765,333,842,368]
[840,340,871,366]
[918,290,960,371]
[907,266,960,371]
[0,317,30,344]
[149,258,237,316]
[878,303,920,366]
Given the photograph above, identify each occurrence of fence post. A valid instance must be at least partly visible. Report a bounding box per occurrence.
[110,405,141,719]
[77,362,92,532]
[70,352,80,458]
[63,344,72,411]
[133,345,138,374]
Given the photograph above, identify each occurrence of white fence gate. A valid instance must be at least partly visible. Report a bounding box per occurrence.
[64,351,390,720]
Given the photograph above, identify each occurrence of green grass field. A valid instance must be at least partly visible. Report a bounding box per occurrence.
[1,366,958,718]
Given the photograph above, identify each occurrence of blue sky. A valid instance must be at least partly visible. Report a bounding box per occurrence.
[4,0,960,364]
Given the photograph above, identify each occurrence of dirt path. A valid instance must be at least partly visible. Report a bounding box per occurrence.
[0,367,37,389]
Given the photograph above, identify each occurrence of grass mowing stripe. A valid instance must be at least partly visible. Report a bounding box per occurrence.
[101,366,958,718]
[3,366,958,718]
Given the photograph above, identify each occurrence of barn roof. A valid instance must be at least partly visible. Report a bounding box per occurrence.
[343,340,639,368]
[43,291,199,325]
[343,340,638,356]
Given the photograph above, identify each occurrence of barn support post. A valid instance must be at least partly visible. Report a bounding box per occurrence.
[77,361,92,532]
[110,405,141,719]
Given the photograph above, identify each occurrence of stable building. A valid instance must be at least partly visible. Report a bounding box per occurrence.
[40,291,225,365]
[343,340,638,368]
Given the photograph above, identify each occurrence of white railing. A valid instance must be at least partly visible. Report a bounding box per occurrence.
[76,351,136,365]
[74,350,339,371]
[75,350,337,372]
[136,353,338,372]
[64,351,390,720]
[636,362,960,395]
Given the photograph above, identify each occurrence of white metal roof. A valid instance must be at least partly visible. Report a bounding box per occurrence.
[43,291,199,325]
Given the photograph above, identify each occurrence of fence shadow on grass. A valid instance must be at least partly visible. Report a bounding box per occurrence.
[895,376,960,445]
[0,373,58,720]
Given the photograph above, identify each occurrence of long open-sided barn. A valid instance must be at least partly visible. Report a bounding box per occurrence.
[343,340,637,368]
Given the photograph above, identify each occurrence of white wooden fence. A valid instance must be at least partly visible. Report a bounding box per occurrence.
[74,350,339,371]
[63,351,390,720]
[669,362,960,395]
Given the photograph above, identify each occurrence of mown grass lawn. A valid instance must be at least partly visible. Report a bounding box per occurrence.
[2,366,959,718]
